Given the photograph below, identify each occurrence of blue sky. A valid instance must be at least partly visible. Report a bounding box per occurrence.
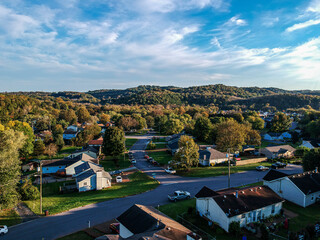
[0,0,320,91]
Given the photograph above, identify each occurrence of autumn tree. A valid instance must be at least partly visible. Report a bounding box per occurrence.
[0,129,26,208]
[102,127,125,157]
[77,106,91,123]
[100,113,111,124]
[270,112,292,132]
[174,135,199,170]
[118,116,139,131]
[33,140,46,156]
[44,143,58,158]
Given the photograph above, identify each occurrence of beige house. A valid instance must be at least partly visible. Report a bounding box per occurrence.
[261,145,295,159]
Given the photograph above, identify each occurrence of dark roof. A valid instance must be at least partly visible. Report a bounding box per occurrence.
[268,132,282,137]
[167,140,179,151]
[201,186,283,217]
[76,169,95,182]
[73,146,99,154]
[199,148,227,160]
[43,159,77,167]
[288,171,320,195]
[195,186,219,198]
[69,153,95,162]
[63,129,77,134]
[117,204,191,237]
[263,169,289,181]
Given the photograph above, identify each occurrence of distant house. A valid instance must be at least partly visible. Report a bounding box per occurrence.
[75,162,111,192]
[68,152,99,165]
[42,159,79,174]
[198,148,228,166]
[68,146,99,159]
[22,162,37,172]
[261,145,295,159]
[263,169,320,207]
[87,137,103,153]
[101,204,201,240]
[167,134,184,155]
[63,129,78,140]
[196,186,284,232]
[300,140,320,150]
[289,122,298,130]
[280,132,292,139]
[263,133,283,141]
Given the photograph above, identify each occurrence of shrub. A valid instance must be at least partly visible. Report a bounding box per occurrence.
[147,141,156,150]
[229,221,241,237]
[18,179,40,200]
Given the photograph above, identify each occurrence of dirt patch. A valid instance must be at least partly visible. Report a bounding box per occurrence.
[16,202,39,222]
[283,208,299,219]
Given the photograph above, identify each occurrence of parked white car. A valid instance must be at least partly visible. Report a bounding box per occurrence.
[131,159,136,164]
[0,225,8,235]
[116,176,123,183]
[165,167,176,174]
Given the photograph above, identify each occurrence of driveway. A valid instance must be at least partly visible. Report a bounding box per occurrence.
[4,135,303,240]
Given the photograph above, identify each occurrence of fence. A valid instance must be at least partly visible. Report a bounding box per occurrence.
[236,157,267,166]
[177,215,216,240]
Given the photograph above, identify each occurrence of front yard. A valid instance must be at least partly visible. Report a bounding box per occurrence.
[24,172,159,215]
[100,154,132,171]
[147,150,173,165]
[176,162,273,178]
[0,209,21,227]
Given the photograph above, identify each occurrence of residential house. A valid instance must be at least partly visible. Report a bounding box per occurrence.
[68,152,99,165]
[261,145,296,159]
[263,169,320,207]
[300,140,320,149]
[69,146,99,159]
[263,133,283,141]
[289,122,298,131]
[75,162,111,192]
[280,132,292,140]
[64,155,99,176]
[63,129,78,140]
[21,162,37,172]
[198,148,228,166]
[196,186,284,232]
[88,137,103,153]
[42,159,79,174]
[99,204,201,240]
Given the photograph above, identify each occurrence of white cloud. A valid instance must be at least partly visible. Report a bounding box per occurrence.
[210,37,221,48]
[286,19,320,32]
[307,0,320,13]
[228,16,247,26]
[262,16,279,27]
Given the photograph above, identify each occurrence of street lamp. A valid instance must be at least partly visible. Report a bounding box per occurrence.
[32,159,42,215]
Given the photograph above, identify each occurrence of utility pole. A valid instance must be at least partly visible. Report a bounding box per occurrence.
[227,148,231,188]
[40,161,43,215]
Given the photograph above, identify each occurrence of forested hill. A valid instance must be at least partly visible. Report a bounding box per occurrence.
[3,84,320,110]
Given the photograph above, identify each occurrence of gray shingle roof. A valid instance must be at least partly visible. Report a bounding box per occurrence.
[76,169,95,182]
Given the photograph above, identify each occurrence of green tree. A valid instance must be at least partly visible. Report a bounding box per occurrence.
[193,117,212,143]
[59,109,77,124]
[54,134,65,150]
[7,120,35,159]
[0,129,26,208]
[145,116,155,128]
[18,179,40,200]
[102,127,125,157]
[77,106,91,123]
[33,140,45,156]
[302,148,320,171]
[174,135,199,170]
[100,113,111,124]
[246,116,265,130]
[270,112,292,132]
[163,118,184,135]
[216,119,247,152]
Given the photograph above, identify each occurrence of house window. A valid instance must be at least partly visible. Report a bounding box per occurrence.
[271,205,275,214]
[59,166,61,168]
[83,182,87,186]
[241,214,245,219]
[311,196,314,201]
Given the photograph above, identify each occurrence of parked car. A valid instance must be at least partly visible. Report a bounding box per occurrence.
[271,162,287,169]
[148,157,154,162]
[113,170,122,175]
[168,191,191,202]
[165,167,176,174]
[109,223,120,233]
[116,176,123,183]
[144,155,149,159]
[152,161,159,166]
[256,165,269,171]
[131,159,136,164]
[0,225,8,235]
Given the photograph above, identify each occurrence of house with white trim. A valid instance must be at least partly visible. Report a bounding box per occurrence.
[198,148,228,166]
[300,140,320,150]
[261,145,295,159]
[195,185,284,232]
[263,169,320,207]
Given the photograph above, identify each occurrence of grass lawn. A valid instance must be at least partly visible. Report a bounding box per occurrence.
[58,231,93,240]
[125,138,138,149]
[154,142,167,149]
[0,209,22,227]
[100,154,132,171]
[148,150,173,165]
[24,172,159,215]
[177,162,272,178]
[58,146,82,154]
[283,201,320,231]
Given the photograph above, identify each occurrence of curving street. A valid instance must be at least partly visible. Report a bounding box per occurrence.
[3,135,303,240]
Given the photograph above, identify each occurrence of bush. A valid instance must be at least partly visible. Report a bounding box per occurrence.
[147,141,156,150]
[229,221,241,237]
[18,179,40,200]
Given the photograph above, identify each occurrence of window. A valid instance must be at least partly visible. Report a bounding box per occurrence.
[311,196,314,201]
[271,205,275,214]
[241,214,245,219]
[83,182,87,186]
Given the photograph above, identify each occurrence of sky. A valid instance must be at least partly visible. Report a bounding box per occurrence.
[0,0,320,91]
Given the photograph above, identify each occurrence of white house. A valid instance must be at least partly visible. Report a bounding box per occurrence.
[300,140,320,150]
[195,186,284,232]
[114,204,201,240]
[75,162,111,192]
[198,148,228,166]
[263,169,320,207]
[261,145,296,159]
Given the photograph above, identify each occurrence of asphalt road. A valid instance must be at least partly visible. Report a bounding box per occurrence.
[3,136,303,240]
